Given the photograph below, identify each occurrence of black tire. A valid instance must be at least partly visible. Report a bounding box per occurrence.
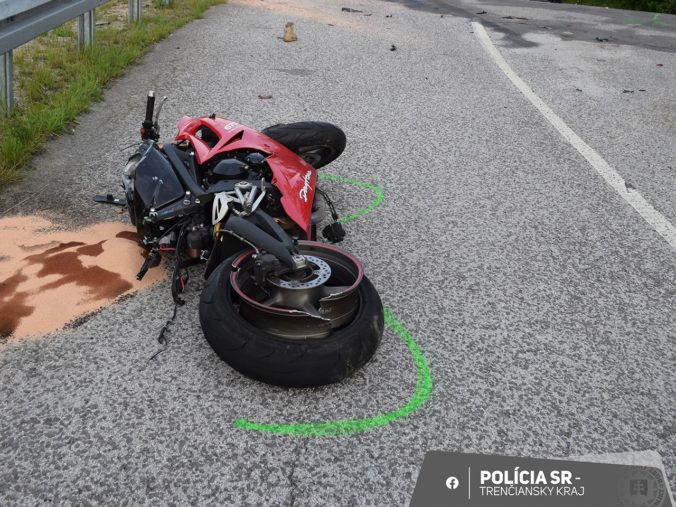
[261,121,347,169]
[199,261,384,387]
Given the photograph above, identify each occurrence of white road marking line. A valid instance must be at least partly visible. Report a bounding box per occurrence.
[472,21,676,252]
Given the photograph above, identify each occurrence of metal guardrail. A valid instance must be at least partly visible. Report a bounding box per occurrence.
[0,0,147,114]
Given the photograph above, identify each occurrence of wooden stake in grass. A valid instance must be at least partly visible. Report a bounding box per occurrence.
[283,22,297,42]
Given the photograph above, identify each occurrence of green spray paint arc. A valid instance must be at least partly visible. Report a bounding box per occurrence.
[233,308,433,436]
[318,173,385,224]
[232,174,434,436]
[623,13,676,27]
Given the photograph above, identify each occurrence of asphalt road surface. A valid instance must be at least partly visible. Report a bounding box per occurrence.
[1,0,675,504]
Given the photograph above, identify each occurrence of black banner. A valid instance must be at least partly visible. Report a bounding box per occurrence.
[410,452,672,507]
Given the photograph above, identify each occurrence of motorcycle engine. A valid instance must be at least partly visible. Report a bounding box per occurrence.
[204,152,268,186]
[208,158,248,183]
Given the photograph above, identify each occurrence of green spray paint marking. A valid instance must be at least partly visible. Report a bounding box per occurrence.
[318,173,384,225]
[233,175,433,436]
[233,308,433,436]
[623,12,676,27]
[623,13,660,25]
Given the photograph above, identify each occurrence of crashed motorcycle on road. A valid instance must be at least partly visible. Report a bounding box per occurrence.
[99,92,383,387]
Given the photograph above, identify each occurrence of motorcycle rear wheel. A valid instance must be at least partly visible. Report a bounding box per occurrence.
[199,246,383,387]
[261,122,346,169]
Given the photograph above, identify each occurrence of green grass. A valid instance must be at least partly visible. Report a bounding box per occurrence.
[564,0,676,14]
[0,0,226,189]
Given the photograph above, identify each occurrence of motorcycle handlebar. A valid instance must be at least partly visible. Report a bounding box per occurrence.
[144,91,155,125]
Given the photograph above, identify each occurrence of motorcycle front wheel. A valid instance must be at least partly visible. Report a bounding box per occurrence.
[199,243,384,387]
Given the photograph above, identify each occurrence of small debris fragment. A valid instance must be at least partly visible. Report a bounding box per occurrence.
[341,7,363,13]
[575,88,582,92]
[622,89,634,93]
[595,37,609,42]
[502,15,529,20]
[385,14,392,17]
[328,23,334,26]
[258,94,273,99]
[283,22,297,42]
[657,63,664,67]
[625,181,636,191]
[476,10,487,14]
[638,89,646,92]
[440,14,444,18]
[390,44,397,51]
[363,13,372,16]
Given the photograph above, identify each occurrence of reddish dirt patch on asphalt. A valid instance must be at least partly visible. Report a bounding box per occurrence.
[0,216,165,338]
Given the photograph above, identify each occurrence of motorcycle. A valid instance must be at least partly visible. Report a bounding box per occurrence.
[98,91,384,387]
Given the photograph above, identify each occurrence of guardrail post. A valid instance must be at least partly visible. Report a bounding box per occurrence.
[0,50,13,115]
[78,9,96,49]
[128,0,141,24]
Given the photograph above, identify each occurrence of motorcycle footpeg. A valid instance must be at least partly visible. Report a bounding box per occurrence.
[322,222,345,243]
[94,194,126,207]
[136,249,160,280]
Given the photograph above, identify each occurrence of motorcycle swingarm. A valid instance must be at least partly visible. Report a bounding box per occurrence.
[206,209,303,279]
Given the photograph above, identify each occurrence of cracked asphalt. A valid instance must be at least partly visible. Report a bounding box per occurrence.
[0,0,675,504]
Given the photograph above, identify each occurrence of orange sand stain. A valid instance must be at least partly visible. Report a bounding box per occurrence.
[0,216,166,338]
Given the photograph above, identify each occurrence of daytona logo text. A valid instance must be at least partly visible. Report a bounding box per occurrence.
[299,171,312,203]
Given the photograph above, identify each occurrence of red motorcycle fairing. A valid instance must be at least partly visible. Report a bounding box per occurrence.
[175,115,317,237]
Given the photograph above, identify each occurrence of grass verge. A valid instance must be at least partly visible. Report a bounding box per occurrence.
[563,0,676,14]
[0,0,226,189]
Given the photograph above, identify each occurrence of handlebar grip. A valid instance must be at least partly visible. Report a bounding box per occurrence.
[144,91,155,125]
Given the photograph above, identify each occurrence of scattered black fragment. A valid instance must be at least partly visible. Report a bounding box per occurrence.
[625,181,636,191]
[322,222,345,244]
[575,88,582,92]
[364,13,372,16]
[476,10,487,14]
[639,89,646,92]
[595,37,609,42]
[341,7,363,12]
[622,89,634,93]
[440,14,444,18]
[386,14,392,17]
[328,23,334,26]
[390,44,397,51]
[502,15,529,20]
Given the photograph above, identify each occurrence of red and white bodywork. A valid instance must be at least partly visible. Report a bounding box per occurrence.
[175,115,317,237]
